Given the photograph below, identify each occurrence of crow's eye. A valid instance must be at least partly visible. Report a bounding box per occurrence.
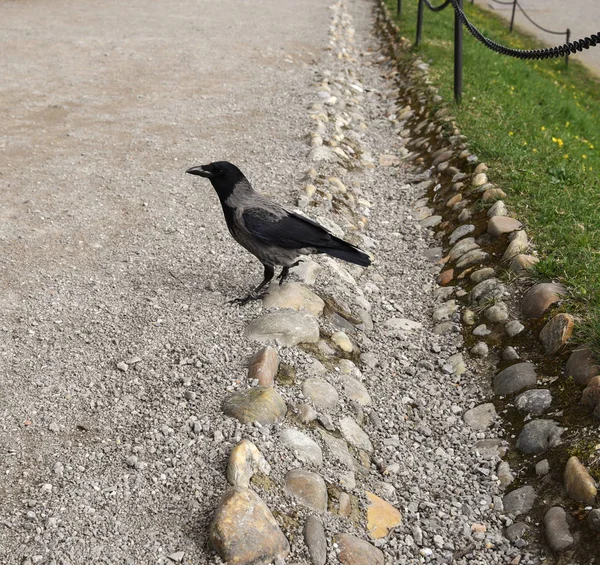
[218,168,224,175]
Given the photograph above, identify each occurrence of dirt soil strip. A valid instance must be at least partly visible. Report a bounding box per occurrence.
[0,0,548,564]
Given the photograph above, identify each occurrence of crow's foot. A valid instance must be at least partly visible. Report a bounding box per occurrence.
[227,292,266,306]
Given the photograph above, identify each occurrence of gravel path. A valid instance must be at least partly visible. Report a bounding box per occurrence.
[479,0,600,77]
[1,0,549,564]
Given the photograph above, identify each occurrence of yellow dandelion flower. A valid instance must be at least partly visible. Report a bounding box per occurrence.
[582,154,588,159]
[563,154,569,159]
[533,148,538,153]
[509,131,514,136]
[541,126,546,131]
[565,121,570,127]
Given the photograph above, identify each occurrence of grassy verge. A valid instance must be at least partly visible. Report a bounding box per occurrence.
[386,0,600,349]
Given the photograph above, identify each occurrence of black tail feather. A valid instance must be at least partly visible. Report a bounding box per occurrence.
[317,237,371,267]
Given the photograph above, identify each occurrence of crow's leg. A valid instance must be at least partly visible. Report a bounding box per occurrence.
[229,265,275,305]
[277,261,301,285]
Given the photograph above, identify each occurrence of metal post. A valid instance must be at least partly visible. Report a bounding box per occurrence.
[416,0,424,46]
[509,0,517,32]
[565,28,571,67]
[454,0,463,104]
[397,0,402,18]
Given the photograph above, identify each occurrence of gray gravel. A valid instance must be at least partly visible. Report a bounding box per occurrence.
[0,0,551,563]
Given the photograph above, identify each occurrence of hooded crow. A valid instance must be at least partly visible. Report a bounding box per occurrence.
[186,161,371,304]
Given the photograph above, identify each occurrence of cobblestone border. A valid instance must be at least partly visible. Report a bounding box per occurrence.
[377,0,600,558]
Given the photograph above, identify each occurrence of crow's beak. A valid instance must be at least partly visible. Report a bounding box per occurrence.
[186,165,213,178]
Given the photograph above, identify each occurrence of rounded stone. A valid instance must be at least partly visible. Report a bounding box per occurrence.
[544,507,573,552]
[493,362,537,396]
[455,249,490,270]
[505,320,525,337]
[262,282,325,317]
[539,313,574,355]
[502,346,520,361]
[510,254,539,273]
[284,469,328,511]
[564,456,597,506]
[227,440,271,488]
[244,309,320,346]
[487,200,507,217]
[502,486,536,516]
[341,376,372,406]
[248,346,279,387]
[521,283,566,319]
[448,238,478,262]
[472,172,488,187]
[304,515,326,565]
[302,378,339,410]
[339,417,372,452]
[487,216,522,237]
[565,344,599,385]
[331,331,353,353]
[210,487,290,564]
[502,230,528,260]
[470,278,504,306]
[514,389,552,415]
[516,419,563,454]
[482,187,507,202]
[280,429,323,467]
[470,267,495,284]
[587,508,600,532]
[485,303,509,323]
[449,224,475,245]
[222,387,287,425]
[470,342,489,357]
[335,534,384,565]
[463,403,496,430]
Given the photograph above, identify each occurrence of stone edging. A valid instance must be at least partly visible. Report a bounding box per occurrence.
[377,0,600,558]
[207,3,401,564]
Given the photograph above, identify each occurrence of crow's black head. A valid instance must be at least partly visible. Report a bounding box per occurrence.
[186,161,246,197]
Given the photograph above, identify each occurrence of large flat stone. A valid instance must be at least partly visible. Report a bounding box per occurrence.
[502,485,536,516]
[516,419,563,454]
[302,377,339,410]
[263,282,325,316]
[280,428,323,467]
[463,403,497,430]
[244,309,320,346]
[493,363,537,396]
[210,487,289,565]
[222,387,287,425]
[514,389,552,415]
[365,491,402,539]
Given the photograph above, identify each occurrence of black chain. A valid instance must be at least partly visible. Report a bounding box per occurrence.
[449,0,599,60]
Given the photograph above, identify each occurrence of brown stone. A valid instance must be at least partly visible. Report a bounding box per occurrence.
[365,491,402,539]
[446,194,462,208]
[474,163,488,174]
[565,345,600,385]
[210,486,290,565]
[521,283,566,319]
[510,254,539,273]
[487,216,523,237]
[339,492,352,516]
[564,456,597,506]
[262,282,325,317]
[379,154,399,167]
[335,534,384,565]
[581,376,600,409]
[227,440,271,488]
[284,469,328,511]
[482,187,507,202]
[437,269,454,285]
[539,313,574,355]
[222,387,287,425]
[248,346,279,387]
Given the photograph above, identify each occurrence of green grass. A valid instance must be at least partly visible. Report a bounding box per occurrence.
[387,0,600,347]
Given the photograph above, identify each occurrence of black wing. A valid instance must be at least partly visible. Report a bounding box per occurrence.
[242,207,334,249]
